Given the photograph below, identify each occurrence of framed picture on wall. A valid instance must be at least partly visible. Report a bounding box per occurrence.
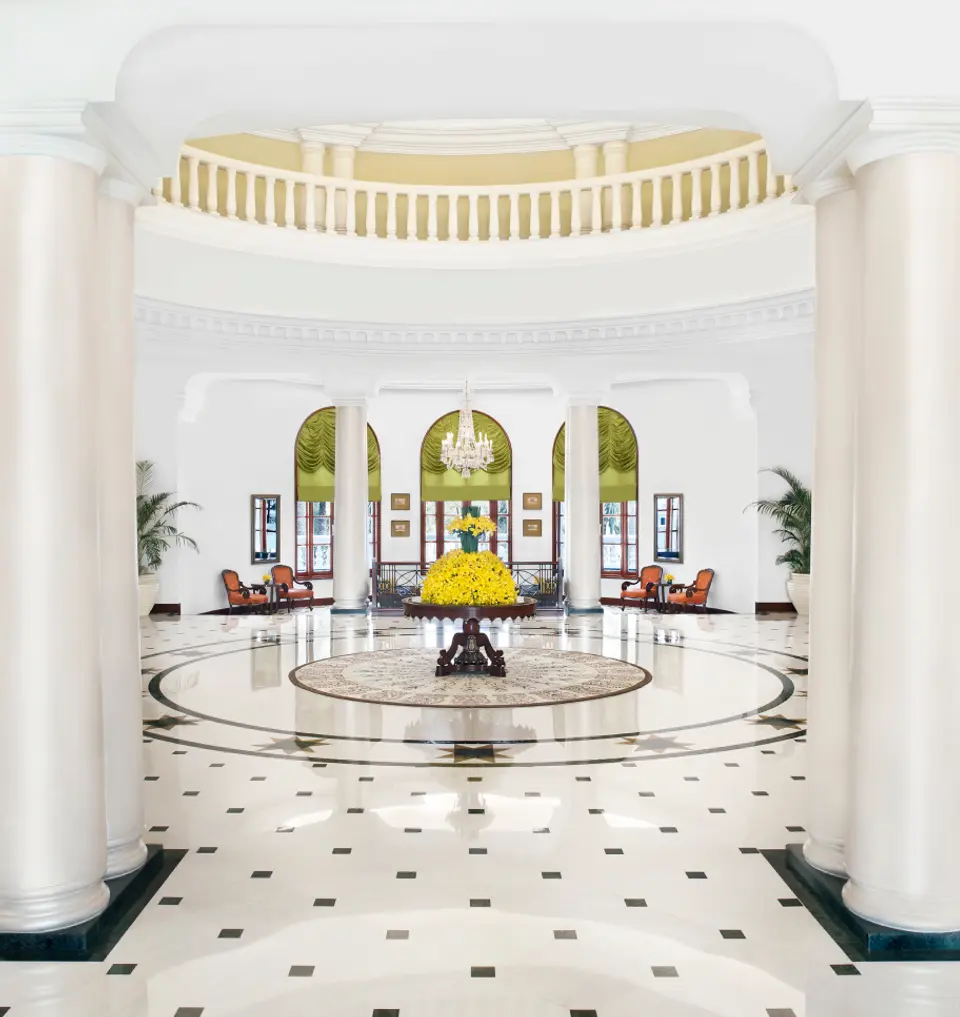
[391,493,411,511]
[391,519,411,537]
[522,492,542,510]
[522,518,543,537]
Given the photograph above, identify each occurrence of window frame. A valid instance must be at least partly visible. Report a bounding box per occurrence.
[295,500,334,580]
[250,494,281,565]
[421,499,512,565]
[600,499,639,579]
[367,500,382,570]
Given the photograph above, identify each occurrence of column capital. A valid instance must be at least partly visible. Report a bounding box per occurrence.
[847,100,960,173]
[99,176,146,206]
[801,169,855,206]
[330,394,368,408]
[0,132,107,175]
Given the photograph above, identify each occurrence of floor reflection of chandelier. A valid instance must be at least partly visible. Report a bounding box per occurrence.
[440,384,494,478]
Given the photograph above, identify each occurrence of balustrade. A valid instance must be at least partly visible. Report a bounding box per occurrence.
[155,140,794,242]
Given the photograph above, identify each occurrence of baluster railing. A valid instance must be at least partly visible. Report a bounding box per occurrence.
[225,167,237,220]
[163,141,794,244]
[690,166,703,221]
[187,155,200,210]
[284,178,296,229]
[728,155,742,212]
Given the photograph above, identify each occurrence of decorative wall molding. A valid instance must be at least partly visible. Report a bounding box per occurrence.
[135,289,814,359]
[248,120,698,156]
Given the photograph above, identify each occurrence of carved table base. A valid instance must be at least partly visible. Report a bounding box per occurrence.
[436,618,507,677]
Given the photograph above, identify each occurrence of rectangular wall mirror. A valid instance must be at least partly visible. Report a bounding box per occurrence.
[654,493,683,563]
[251,495,280,564]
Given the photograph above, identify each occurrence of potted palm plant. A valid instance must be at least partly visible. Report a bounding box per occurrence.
[748,467,812,615]
[137,460,200,617]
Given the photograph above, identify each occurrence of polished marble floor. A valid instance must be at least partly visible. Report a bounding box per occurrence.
[2,609,958,1016]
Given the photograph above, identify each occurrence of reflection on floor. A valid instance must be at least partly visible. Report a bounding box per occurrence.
[2,609,957,1016]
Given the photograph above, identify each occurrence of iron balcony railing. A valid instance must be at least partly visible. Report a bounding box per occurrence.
[372,560,563,610]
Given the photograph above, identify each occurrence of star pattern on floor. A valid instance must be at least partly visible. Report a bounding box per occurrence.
[620,734,694,754]
[749,714,804,730]
[143,714,200,730]
[435,743,512,764]
[254,735,328,755]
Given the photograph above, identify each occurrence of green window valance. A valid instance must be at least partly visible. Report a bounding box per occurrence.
[552,407,637,502]
[421,411,512,502]
[295,407,381,502]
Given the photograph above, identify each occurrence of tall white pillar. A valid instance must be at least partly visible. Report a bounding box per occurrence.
[564,401,602,612]
[332,400,369,613]
[0,145,109,931]
[802,174,860,877]
[97,181,147,878]
[843,140,960,932]
[573,143,599,233]
[332,144,356,233]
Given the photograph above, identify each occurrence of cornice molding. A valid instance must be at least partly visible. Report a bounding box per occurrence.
[135,289,814,359]
[248,120,698,157]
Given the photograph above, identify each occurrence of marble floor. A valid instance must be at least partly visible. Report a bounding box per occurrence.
[2,609,958,1016]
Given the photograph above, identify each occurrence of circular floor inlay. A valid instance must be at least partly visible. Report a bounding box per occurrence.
[289,648,652,708]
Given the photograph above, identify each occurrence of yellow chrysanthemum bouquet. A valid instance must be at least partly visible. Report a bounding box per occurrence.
[446,514,496,537]
[421,549,518,606]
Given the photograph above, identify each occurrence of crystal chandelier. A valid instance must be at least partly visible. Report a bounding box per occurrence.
[440,384,494,479]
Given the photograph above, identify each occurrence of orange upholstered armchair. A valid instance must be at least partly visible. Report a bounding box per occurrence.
[621,564,664,611]
[271,564,314,612]
[222,569,269,614]
[667,569,715,613]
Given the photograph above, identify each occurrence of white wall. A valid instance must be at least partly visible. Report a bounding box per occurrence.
[141,372,771,615]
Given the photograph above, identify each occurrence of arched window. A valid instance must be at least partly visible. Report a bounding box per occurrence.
[552,408,639,578]
[294,408,382,577]
[420,410,512,564]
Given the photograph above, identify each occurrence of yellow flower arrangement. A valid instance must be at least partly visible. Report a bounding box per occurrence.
[421,549,518,606]
[446,514,496,536]
[664,573,675,583]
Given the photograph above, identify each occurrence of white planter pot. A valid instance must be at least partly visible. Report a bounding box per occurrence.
[786,572,810,616]
[138,574,160,617]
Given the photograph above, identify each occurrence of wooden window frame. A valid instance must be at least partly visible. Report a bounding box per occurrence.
[420,499,512,565]
[368,500,382,569]
[295,501,334,580]
[600,499,639,579]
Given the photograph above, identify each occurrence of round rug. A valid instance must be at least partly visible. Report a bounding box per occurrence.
[289,648,652,708]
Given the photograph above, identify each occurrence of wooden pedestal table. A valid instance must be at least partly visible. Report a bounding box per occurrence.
[402,597,537,677]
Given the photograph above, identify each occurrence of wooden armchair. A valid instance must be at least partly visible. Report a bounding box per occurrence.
[621,564,663,611]
[271,564,314,612]
[667,568,715,613]
[221,569,268,614]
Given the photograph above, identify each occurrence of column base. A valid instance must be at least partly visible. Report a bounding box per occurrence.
[331,602,369,614]
[0,844,184,960]
[566,603,604,614]
[0,879,109,935]
[106,836,148,879]
[803,834,847,877]
[843,875,960,935]
[761,844,960,960]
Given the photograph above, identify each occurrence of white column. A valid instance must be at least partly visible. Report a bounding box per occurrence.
[843,139,960,932]
[564,401,602,613]
[602,139,627,229]
[573,144,598,233]
[0,144,109,931]
[802,174,860,877]
[332,144,356,234]
[332,401,369,613]
[97,180,147,879]
[300,141,326,176]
